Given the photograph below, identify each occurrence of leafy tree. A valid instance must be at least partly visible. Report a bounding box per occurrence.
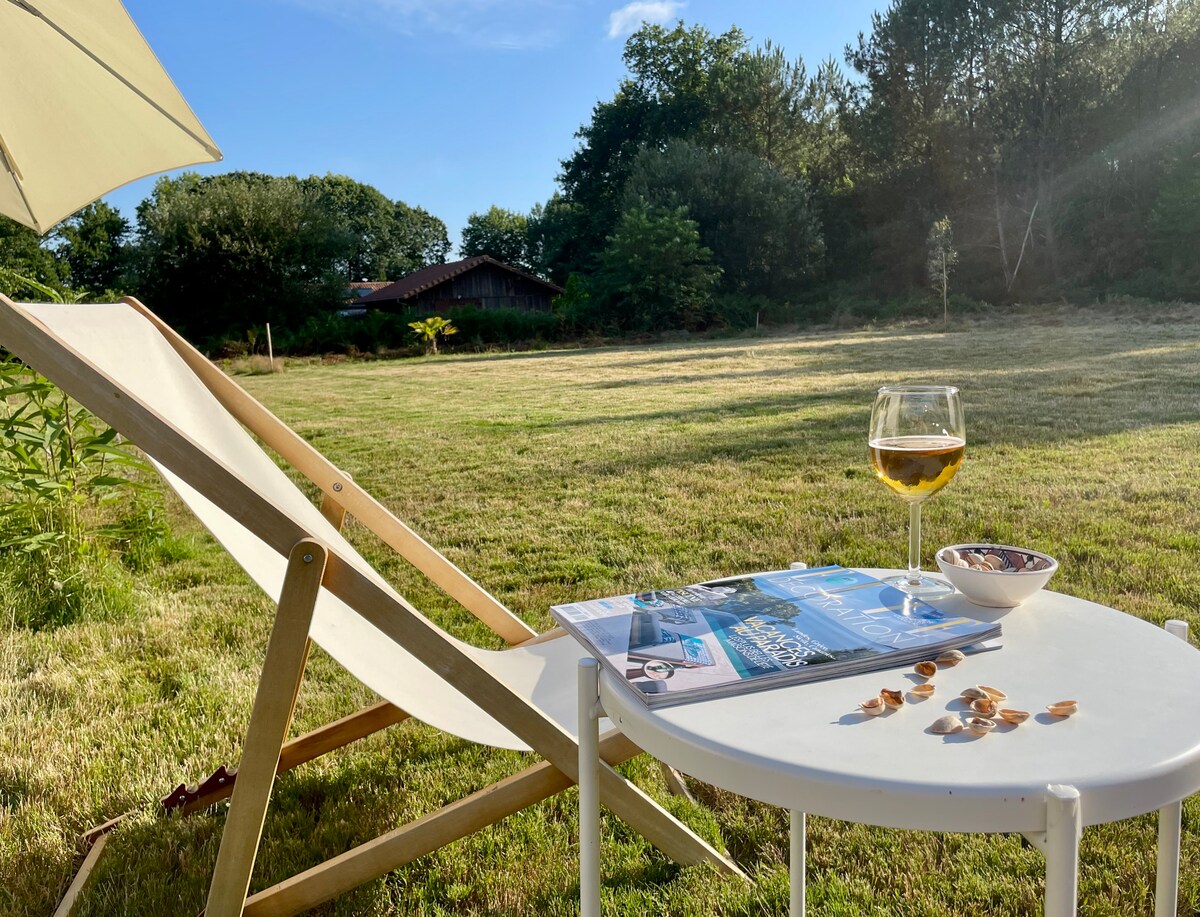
[1147,150,1200,298]
[840,0,1200,299]
[626,140,825,299]
[551,272,591,322]
[301,174,394,281]
[988,0,1115,286]
[926,216,957,322]
[845,0,988,290]
[527,193,589,285]
[133,172,348,341]
[591,202,721,331]
[460,206,531,268]
[0,217,61,295]
[712,40,810,170]
[553,21,747,279]
[546,22,862,289]
[52,201,130,295]
[301,175,452,280]
[1054,2,1200,287]
[392,201,452,274]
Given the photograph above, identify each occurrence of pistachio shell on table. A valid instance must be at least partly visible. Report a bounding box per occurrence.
[978,685,1008,702]
[859,696,886,716]
[966,552,986,566]
[966,716,996,736]
[942,548,961,564]
[880,688,905,709]
[914,660,938,679]
[930,714,963,734]
[983,553,1005,570]
[1046,700,1079,717]
[998,708,1030,725]
[909,684,936,700]
[960,686,990,701]
[970,698,998,718]
[936,649,965,667]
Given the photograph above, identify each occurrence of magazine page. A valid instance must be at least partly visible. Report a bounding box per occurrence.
[713,567,1001,660]
[552,566,1001,707]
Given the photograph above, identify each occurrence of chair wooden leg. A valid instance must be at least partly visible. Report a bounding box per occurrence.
[278,701,409,774]
[52,833,110,917]
[285,638,311,728]
[167,702,411,816]
[658,763,695,802]
[205,540,328,917]
[595,755,744,876]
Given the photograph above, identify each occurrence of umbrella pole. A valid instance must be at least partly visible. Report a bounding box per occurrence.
[0,129,38,232]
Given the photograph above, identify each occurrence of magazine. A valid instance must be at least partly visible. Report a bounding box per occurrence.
[551,566,1002,707]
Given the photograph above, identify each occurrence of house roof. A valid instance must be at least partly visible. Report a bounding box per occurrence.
[354,255,562,304]
[346,281,392,294]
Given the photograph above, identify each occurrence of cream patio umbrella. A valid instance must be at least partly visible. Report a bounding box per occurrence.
[0,0,221,234]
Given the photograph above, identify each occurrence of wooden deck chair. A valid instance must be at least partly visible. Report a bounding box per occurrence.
[0,295,743,916]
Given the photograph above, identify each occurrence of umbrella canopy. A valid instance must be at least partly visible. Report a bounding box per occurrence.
[0,0,221,234]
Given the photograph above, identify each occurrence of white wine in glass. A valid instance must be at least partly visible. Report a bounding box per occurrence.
[869,385,964,597]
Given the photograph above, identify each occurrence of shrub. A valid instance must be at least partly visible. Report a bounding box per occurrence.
[711,293,773,330]
[0,359,168,627]
[225,354,282,376]
[590,202,722,332]
[407,316,458,355]
[442,306,564,346]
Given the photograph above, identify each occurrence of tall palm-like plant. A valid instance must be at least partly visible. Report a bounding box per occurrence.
[408,316,458,355]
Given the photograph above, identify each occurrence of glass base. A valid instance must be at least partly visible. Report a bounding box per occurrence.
[881,572,956,598]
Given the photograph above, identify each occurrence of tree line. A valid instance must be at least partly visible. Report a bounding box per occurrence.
[473,1,1200,329]
[0,173,451,343]
[3,1,1199,344]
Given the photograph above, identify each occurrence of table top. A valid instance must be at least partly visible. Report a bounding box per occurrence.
[597,569,1200,834]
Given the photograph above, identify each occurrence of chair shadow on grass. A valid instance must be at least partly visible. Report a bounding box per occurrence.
[74,722,739,914]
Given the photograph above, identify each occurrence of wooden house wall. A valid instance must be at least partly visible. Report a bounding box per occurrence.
[410,263,554,312]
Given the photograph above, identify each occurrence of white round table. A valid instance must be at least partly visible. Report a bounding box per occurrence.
[577,570,1200,916]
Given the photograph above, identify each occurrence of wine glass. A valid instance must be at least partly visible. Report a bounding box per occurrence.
[869,385,964,597]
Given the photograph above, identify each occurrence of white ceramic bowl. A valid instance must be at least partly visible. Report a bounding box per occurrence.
[935,543,1058,607]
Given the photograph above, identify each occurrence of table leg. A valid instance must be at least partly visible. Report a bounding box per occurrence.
[1155,799,1182,917]
[1155,619,1190,917]
[578,659,601,917]
[1044,784,1081,917]
[789,810,805,917]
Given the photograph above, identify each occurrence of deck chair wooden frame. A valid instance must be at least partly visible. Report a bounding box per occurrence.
[0,295,743,916]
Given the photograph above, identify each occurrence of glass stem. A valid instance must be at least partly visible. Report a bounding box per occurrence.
[908,501,922,584]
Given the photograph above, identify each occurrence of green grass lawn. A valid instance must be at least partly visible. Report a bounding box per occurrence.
[3,310,1200,915]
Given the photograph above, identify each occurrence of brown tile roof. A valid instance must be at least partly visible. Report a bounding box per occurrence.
[354,255,562,304]
[346,281,392,293]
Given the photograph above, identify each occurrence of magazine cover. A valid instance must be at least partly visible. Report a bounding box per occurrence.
[551,566,1001,707]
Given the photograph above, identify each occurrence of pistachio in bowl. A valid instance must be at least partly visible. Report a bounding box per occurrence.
[935,544,1058,607]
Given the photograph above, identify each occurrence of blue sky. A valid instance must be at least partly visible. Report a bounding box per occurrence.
[110,0,882,256]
